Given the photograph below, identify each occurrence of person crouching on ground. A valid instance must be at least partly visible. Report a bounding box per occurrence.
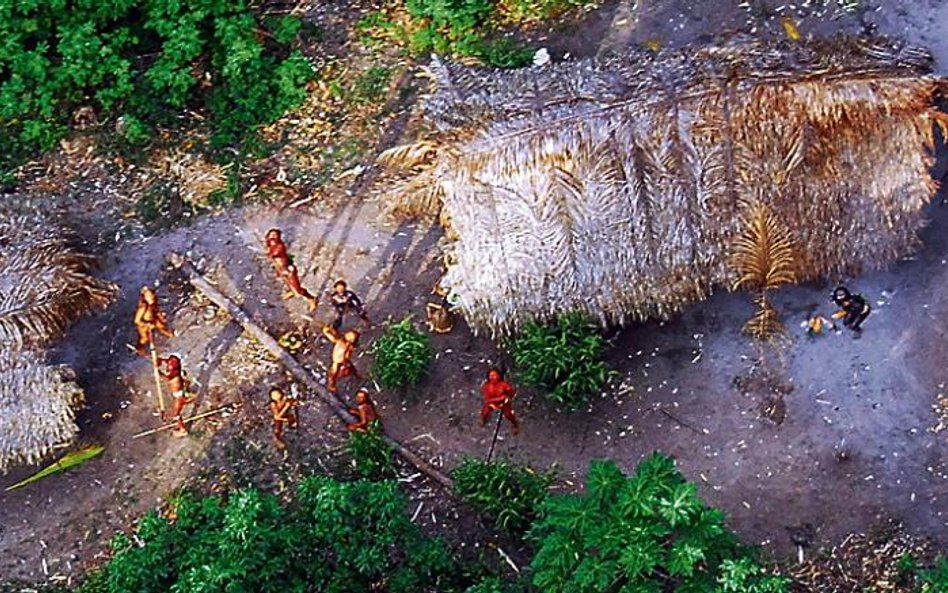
[831,286,871,332]
[347,388,380,432]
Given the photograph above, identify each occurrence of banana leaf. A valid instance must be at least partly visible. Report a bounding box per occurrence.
[4,444,104,492]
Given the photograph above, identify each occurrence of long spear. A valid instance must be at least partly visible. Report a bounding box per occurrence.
[132,403,239,439]
[148,330,166,416]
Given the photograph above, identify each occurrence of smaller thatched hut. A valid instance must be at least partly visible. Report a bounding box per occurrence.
[381,37,948,336]
[0,350,84,471]
[0,208,116,471]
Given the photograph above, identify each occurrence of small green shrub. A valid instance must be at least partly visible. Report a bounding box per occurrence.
[497,0,598,23]
[352,66,393,104]
[507,313,614,411]
[474,38,534,68]
[452,457,553,532]
[372,316,433,389]
[362,0,536,68]
[529,454,789,593]
[920,556,948,592]
[347,423,396,480]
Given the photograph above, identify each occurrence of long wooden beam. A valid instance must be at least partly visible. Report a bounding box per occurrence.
[168,253,454,489]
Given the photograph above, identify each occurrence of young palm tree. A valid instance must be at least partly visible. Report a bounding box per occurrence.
[730,202,796,340]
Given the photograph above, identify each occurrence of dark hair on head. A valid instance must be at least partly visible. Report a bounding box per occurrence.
[266,228,281,237]
[832,286,850,302]
[487,366,504,379]
[334,279,347,288]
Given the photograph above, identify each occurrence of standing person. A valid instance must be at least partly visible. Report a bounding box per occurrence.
[264,228,319,311]
[346,388,380,432]
[831,286,871,332]
[133,286,174,356]
[479,367,519,436]
[269,387,299,450]
[155,354,196,436]
[329,280,369,330]
[322,324,361,393]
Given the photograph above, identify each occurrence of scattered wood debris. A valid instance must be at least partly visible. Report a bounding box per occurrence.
[787,524,931,593]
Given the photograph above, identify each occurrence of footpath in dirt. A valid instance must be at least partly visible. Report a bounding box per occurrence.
[1,0,948,585]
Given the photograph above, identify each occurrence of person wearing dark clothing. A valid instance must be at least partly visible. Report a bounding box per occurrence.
[831,286,871,331]
[329,280,369,330]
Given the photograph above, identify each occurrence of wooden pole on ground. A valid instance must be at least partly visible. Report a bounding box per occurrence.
[168,253,454,490]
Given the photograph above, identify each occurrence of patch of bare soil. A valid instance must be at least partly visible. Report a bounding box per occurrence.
[2,0,948,587]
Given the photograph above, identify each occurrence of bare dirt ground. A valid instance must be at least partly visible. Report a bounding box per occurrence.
[2,0,948,586]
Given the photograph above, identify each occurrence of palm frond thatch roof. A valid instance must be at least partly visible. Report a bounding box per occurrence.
[0,213,117,348]
[0,349,84,472]
[0,209,117,471]
[381,38,948,336]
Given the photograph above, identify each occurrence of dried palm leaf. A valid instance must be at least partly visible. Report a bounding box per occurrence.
[731,202,797,293]
[377,141,439,170]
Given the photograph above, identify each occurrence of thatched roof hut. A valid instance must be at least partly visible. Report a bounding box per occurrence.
[0,350,84,471]
[0,213,116,348]
[381,38,947,336]
[0,209,116,471]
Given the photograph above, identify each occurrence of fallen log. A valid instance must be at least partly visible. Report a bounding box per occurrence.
[168,253,454,490]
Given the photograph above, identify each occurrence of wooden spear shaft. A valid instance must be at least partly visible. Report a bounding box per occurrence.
[133,404,239,439]
[486,411,503,464]
[168,253,454,490]
[148,330,166,414]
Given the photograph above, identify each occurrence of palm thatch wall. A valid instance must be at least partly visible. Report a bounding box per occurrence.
[380,38,947,336]
[0,209,116,471]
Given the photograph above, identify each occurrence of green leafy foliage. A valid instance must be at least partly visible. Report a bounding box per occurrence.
[372,316,433,389]
[496,0,597,23]
[528,454,790,593]
[94,477,468,593]
[359,0,526,68]
[451,457,553,532]
[920,556,948,592]
[352,66,393,105]
[474,38,534,68]
[347,422,396,480]
[507,313,614,411]
[0,0,314,169]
